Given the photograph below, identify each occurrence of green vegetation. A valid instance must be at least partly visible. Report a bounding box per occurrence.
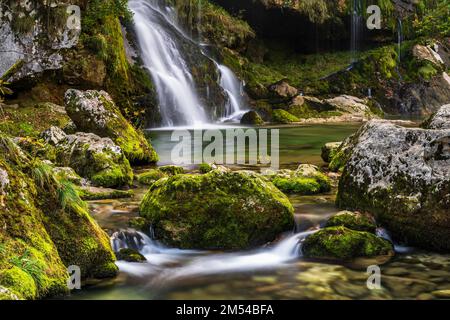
[272,109,300,124]
[325,211,377,233]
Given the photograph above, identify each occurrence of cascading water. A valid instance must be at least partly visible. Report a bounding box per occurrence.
[111,229,315,281]
[129,0,247,127]
[217,64,248,123]
[129,0,208,127]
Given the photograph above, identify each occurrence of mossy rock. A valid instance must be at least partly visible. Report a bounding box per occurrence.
[240,111,264,126]
[325,211,377,233]
[272,109,300,124]
[0,134,117,299]
[269,165,331,195]
[302,226,394,261]
[0,267,37,300]
[78,187,134,201]
[321,142,342,163]
[140,170,295,250]
[128,217,150,232]
[198,163,213,174]
[64,89,158,165]
[116,248,146,263]
[137,169,167,185]
[42,127,133,188]
[158,165,185,176]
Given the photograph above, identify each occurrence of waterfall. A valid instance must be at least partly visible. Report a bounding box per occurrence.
[129,0,208,127]
[350,0,363,63]
[397,18,403,62]
[217,64,248,122]
[129,0,247,127]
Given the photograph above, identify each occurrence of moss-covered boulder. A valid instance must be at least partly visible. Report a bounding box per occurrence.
[272,109,300,124]
[321,142,342,163]
[240,111,264,126]
[158,165,185,176]
[268,164,331,195]
[137,166,184,185]
[140,170,295,250]
[302,226,394,260]
[325,211,377,233]
[64,89,158,164]
[42,127,133,188]
[198,163,213,174]
[336,120,450,251]
[0,134,117,300]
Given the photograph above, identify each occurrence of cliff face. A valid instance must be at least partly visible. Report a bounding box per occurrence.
[0,0,159,126]
[0,1,81,81]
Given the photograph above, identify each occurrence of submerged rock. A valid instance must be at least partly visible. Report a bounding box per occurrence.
[336,120,450,251]
[302,226,394,260]
[64,89,158,164]
[116,248,146,263]
[42,127,133,188]
[139,170,295,250]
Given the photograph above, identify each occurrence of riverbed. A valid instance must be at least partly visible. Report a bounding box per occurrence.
[69,124,450,300]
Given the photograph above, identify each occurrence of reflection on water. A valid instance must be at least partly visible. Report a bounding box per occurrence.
[146,124,362,168]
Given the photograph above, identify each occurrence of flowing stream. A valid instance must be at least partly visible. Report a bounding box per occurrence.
[129,0,247,127]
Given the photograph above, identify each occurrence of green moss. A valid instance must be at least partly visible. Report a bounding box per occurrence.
[116,248,146,262]
[272,109,299,124]
[240,111,265,126]
[140,170,294,250]
[418,62,438,80]
[137,169,166,186]
[78,188,134,201]
[158,165,185,176]
[272,177,321,194]
[302,226,394,260]
[11,15,35,35]
[325,211,377,233]
[198,163,213,174]
[128,217,150,231]
[0,266,37,300]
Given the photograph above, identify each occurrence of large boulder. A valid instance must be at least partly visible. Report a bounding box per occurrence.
[268,80,298,99]
[336,120,450,251]
[240,111,264,126]
[0,134,117,300]
[42,127,133,188]
[64,89,158,164]
[140,170,295,250]
[321,142,342,163]
[325,95,371,115]
[423,104,450,129]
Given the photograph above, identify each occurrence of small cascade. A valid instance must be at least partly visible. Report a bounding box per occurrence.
[217,64,248,123]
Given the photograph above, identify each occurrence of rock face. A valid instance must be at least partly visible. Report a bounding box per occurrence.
[0,134,117,300]
[0,2,79,80]
[325,95,371,115]
[269,80,298,99]
[64,89,158,164]
[42,127,133,188]
[423,104,450,129]
[336,120,450,251]
[140,170,295,250]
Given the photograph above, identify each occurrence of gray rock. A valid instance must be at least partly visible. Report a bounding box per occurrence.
[337,120,450,251]
[41,127,133,188]
[325,95,371,115]
[424,104,450,129]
